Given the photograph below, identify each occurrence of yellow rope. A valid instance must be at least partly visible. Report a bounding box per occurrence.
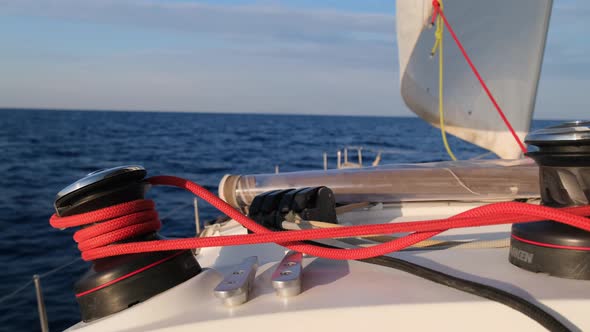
[431,1,457,161]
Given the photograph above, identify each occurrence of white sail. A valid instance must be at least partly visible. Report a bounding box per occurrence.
[396,0,553,159]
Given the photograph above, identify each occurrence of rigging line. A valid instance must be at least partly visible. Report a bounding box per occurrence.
[50,175,590,262]
[437,6,457,161]
[469,151,495,160]
[431,0,457,161]
[443,167,482,196]
[0,258,81,305]
[0,280,33,305]
[283,222,510,250]
[433,0,528,155]
[0,200,192,305]
[38,257,82,278]
[158,200,194,222]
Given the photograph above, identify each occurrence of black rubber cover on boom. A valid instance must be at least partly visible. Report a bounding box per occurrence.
[248,186,338,230]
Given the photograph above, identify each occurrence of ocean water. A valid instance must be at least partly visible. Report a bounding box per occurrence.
[0,109,562,331]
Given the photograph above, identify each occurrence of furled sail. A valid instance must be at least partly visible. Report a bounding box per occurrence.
[396,0,553,159]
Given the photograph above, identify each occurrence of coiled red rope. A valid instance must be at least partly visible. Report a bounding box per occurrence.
[50,176,590,262]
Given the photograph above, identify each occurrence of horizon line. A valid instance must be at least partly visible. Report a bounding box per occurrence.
[1,107,573,121]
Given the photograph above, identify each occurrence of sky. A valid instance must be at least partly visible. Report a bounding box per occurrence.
[0,0,588,118]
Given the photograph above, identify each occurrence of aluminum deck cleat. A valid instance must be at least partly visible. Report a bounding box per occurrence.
[271,251,303,297]
[214,256,258,306]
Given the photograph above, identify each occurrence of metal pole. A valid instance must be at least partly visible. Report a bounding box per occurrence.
[275,165,279,174]
[193,198,201,236]
[323,152,328,171]
[358,148,363,167]
[337,150,342,169]
[33,275,49,332]
[344,148,348,164]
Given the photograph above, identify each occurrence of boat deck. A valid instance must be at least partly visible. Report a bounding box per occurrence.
[68,203,589,332]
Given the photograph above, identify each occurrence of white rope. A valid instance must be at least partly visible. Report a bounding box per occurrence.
[444,167,483,196]
[282,218,510,250]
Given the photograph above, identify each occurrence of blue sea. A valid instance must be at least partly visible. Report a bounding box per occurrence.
[0,109,562,331]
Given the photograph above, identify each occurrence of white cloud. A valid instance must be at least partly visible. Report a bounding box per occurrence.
[0,0,587,119]
[0,0,395,44]
[0,0,403,115]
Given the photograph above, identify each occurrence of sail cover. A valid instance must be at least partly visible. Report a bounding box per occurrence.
[396,0,553,159]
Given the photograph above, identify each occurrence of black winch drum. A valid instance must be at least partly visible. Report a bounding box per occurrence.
[55,166,202,321]
[510,121,590,279]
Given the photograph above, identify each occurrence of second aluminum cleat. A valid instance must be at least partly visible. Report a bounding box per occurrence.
[272,251,303,297]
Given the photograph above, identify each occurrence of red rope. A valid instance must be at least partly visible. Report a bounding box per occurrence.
[432,0,528,155]
[50,175,590,261]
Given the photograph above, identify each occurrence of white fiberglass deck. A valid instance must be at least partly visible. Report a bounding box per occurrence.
[67,204,589,332]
